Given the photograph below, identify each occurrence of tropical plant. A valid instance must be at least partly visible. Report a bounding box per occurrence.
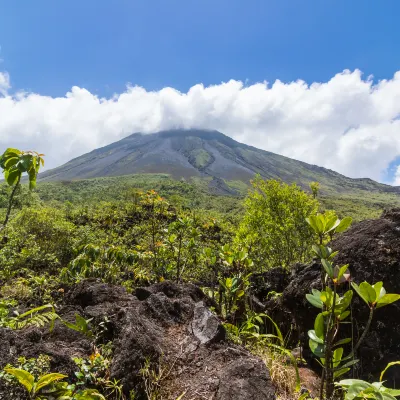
[0,304,59,331]
[218,273,251,322]
[338,362,400,400]
[0,148,44,230]
[61,244,136,284]
[306,212,400,399]
[310,181,320,199]
[3,367,66,399]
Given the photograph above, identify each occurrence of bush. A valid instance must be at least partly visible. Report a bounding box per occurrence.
[0,206,76,275]
[236,177,318,270]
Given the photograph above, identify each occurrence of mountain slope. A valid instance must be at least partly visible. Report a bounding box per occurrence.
[40,129,399,196]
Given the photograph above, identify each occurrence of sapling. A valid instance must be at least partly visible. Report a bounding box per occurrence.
[0,148,44,231]
[306,212,400,399]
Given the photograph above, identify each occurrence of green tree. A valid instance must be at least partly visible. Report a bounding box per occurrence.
[0,148,44,231]
[310,181,320,199]
[236,177,318,270]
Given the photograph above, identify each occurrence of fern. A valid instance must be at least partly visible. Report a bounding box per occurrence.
[7,304,60,331]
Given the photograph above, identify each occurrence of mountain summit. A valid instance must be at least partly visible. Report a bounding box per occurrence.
[40,129,398,195]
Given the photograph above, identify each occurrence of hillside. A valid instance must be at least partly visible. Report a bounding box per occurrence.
[39,129,400,197]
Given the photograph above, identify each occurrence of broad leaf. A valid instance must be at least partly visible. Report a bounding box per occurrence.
[314,313,324,338]
[35,373,67,392]
[376,294,400,309]
[306,293,323,309]
[308,329,324,344]
[335,217,353,233]
[4,368,34,393]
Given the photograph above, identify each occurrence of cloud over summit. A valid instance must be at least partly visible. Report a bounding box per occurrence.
[0,69,400,184]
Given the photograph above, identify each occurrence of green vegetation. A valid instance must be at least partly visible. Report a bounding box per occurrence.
[236,177,318,270]
[305,213,400,399]
[1,147,400,400]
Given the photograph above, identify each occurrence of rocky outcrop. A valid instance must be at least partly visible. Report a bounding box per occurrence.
[0,280,276,399]
[263,209,400,384]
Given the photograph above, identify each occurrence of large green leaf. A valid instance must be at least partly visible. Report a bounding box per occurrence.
[309,339,325,357]
[306,293,323,309]
[314,313,324,338]
[6,168,21,186]
[35,373,67,392]
[352,282,373,306]
[308,329,324,344]
[335,217,353,233]
[322,259,334,278]
[376,294,400,309]
[4,368,34,393]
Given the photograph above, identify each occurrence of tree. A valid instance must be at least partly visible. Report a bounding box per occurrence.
[310,181,320,199]
[236,177,318,270]
[0,148,44,231]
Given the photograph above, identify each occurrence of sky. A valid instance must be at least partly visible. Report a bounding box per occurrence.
[1,0,400,184]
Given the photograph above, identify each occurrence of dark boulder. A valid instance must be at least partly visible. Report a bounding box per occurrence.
[0,280,276,399]
[216,357,275,400]
[264,209,400,383]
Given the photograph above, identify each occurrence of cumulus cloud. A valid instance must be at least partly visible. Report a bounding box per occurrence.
[0,69,400,184]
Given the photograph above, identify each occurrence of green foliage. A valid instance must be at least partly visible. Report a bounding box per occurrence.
[62,314,94,339]
[339,379,400,400]
[0,148,44,189]
[0,148,44,231]
[0,303,59,331]
[306,213,400,399]
[236,177,319,270]
[0,206,75,275]
[4,367,66,399]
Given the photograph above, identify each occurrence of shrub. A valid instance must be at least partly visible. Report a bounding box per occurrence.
[236,177,318,270]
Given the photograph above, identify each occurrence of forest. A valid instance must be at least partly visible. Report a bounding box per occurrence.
[0,148,399,400]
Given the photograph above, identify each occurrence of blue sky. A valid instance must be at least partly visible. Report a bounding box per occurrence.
[1,0,400,184]
[2,0,400,96]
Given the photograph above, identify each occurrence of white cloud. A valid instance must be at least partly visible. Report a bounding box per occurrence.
[0,69,400,183]
[394,166,400,185]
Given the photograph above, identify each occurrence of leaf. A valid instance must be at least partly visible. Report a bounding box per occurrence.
[334,367,350,379]
[35,373,67,392]
[264,314,284,345]
[339,379,371,388]
[352,282,370,306]
[360,282,377,304]
[4,368,34,393]
[336,264,350,283]
[322,259,334,278]
[309,339,325,357]
[380,361,400,382]
[314,313,324,338]
[333,347,344,367]
[306,293,323,309]
[336,217,353,233]
[334,359,360,370]
[325,216,340,233]
[6,168,20,186]
[334,337,352,347]
[338,311,351,321]
[306,216,321,234]
[308,329,324,344]
[376,294,400,309]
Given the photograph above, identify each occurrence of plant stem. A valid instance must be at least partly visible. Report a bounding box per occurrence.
[1,176,21,232]
[325,284,337,399]
[350,307,374,357]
